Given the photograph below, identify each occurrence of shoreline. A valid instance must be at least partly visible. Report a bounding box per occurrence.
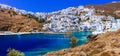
[0,31,64,35]
[0,29,117,35]
[0,31,92,35]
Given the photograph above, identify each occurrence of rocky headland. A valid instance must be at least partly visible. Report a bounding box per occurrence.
[44,29,120,56]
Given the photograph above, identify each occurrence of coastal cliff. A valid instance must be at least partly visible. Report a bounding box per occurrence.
[44,29,120,56]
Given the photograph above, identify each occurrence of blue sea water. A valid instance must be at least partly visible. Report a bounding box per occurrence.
[0,31,91,56]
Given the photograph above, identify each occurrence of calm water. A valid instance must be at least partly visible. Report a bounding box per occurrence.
[0,31,91,56]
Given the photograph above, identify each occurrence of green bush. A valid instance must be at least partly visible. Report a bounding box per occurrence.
[12,11,18,15]
[7,48,25,56]
[64,30,78,48]
[22,14,37,19]
[38,19,45,23]
[21,14,46,23]
[69,36,78,48]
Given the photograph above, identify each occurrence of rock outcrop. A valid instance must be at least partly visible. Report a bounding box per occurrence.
[44,29,120,56]
[87,34,98,41]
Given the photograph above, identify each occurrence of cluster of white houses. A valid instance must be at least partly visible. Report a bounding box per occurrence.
[42,6,120,32]
[0,4,120,33]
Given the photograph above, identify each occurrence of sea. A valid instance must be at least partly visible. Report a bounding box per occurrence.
[0,31,91,56]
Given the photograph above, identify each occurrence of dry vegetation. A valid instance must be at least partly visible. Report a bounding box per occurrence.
[85,2,120,19]
[45,3,120,56]
[44,29,120,56]
[0,8,43,32]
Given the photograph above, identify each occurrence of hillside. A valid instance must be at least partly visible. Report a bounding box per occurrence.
[0,8,42,32]
[44,29,120,56]
[41,2,120,32]
[85,2,120,19]
[0,2,120,33]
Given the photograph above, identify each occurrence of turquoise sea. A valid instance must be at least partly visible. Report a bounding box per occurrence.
[0,31,91,56]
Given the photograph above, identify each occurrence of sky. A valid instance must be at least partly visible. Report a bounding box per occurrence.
[0,0,119,12]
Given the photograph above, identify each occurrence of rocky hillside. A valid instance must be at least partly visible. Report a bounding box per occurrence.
[85,2,120,19]
[0,8,42,32]
[41,2,120,32]
[0,2,120,33]
[44,29,120,56]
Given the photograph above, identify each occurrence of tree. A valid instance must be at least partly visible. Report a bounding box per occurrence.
[7,48,25,56]
[69,36,78,48]
[12,11,18,15]
[64,29,78,48]
[38,18,45,23]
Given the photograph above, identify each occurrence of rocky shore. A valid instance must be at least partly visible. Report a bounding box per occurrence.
[44,29,120,56]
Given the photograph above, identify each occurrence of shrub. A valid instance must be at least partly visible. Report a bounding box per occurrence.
[27,14,34,18]
[1,9,5,12]
[64,30,78,48]
[7,48,25,56]
[38,19,45,23]
[22,14,36,19]
[13,11,18,15]
[21,14,45,23]
[69,36,78,48]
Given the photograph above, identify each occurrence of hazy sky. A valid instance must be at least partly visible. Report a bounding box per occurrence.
[0,0,119,12]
